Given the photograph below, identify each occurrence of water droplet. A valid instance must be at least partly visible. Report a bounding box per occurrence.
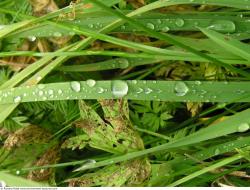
[162,26,170,32]
[118,59,129,68]
[0,25,6,30]
[0,180,6,187]
[146,23,155,30]
[48,89,54,95]
[237,123,250,132]
[208,20,236,33]
[200,90,207,95]
[78,159,96,170]
[145,88,153,94]
[236,90,245,94]
[28,36,36,42]
[111,80,128,98]
[88,24,94,28]
[58,89,63,94]
[97,87,104,94]
[131,80,137,84]
[38,90,44,96]
[13,96,22,103]
[194,81,201,85]
[38,84,45,89]
[174,82,189,96]
[36,76,42,81]
[86,79,96,87]
[136,88,143,94]
[214,148,220,155]
[121,25,126,30]
[53,32,62,37]
[70,81,81,92]
[175,18,185,27]
[69,31,75,36]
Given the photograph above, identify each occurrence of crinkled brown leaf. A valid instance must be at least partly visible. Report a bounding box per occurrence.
[68,158,151,187]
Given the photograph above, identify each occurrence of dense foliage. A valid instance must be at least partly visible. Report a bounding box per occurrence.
[0,0,250,187]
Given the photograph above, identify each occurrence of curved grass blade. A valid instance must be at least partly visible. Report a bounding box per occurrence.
[1,0,249,123]
[199,27,250,61]
[169,154,243,186]
[0,20,33,39]
[87,0,250,79]
[0,50,248,66]
[8,12,250,39]
[0,0,122,123]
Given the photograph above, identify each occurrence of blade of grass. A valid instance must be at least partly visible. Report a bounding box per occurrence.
[199,27,250,61]
[0,172,48,187]
[0,51,248,66]
[1,81,250,103]
[0,20,33,39]
[169,154,243,186]
[88,0,250,79]
[1,0,249,122]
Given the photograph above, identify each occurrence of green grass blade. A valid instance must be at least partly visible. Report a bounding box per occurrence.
[0,172,48,187]
[199,27,250,61]
[0,20,33,39]
[1,81,250,104]
[169,154,243,186]
[87,0,250,79]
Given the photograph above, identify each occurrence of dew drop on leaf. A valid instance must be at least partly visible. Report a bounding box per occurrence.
[146,23,155,30]
[162,26,170,32]
[0,180,6,187]
[13,96,22,103]
[131,80,137,84]
[207,20,236,33]
[48,89,54,95]
[214,148,220,155]
[38,90,44,96]
[237,123,249,132]
[118,59,129,68]
[174,82,189,96]
[28,36,36,42]
[58,89,63,94]
[70,81,81,92]
[136,88,143,94]
[97,87,104,94]
[175,18,185,27]
[194,81,201,85]
[53,32,62,37]
[145,88,153,94]
[78,159,97,170]
[86,79,96,87]
[111,80,128,98]
[38,84,45,89]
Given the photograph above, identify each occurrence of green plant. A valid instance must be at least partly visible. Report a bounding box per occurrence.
[0,0,250,187]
